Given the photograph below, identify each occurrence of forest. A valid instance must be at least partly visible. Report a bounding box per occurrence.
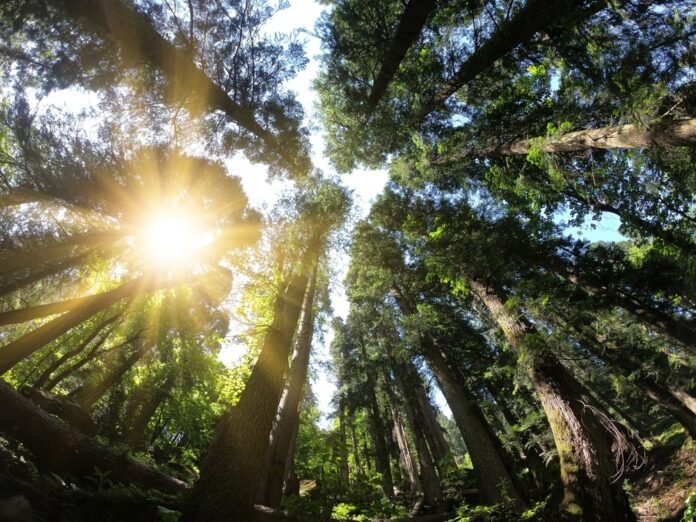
[0,0,694,521]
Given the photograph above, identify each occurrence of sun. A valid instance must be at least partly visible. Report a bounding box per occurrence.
[139,210,214,269]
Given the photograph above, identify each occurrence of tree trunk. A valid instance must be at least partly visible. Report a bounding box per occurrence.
[124,374,173,449]
[391,287,526,507]
[259,264,318,508]
[0,379,187,494]
[416,0,604,120]
[184,256,312,522]
[32,313,120,389]
[71,339,154,410]
[0,232,120,276]
[386,368,443,511]
[469,279,635,521]
[387,390,420,493]
[365,0,439,114]
[0,252,91,300]
[351,421,364,481]
[44,331,140,391]
[338,398,351,487]
[0,273,191,373]
[412,374,457,476]
[477,118,696,155]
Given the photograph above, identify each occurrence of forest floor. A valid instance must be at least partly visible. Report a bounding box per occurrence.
[629,426,695,522]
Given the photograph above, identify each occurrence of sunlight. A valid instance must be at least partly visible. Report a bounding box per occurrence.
[139,210,214,269]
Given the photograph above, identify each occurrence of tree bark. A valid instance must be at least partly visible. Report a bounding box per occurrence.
[391,287,526,508]
[184,253,313,522]
[0,379,187,494]
[385,368,443,511]
[32,313,120,389]
[123,374,173,449]
[416,0,604,121]
[259,264,319,508]
[0,273,193,374]
[71,339,154,410]
[338,397,351,488]
[387,389,420,493]
[44,331,141,391]
[469,279,635,521]
[476,118,696,155]
[365,0,439,114]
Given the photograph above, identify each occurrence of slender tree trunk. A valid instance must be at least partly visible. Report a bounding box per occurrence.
[72,339,154,410]
[184,251,314,522]
[469,279,635,521]
[358,340,395,499]
[386,369,443,511]
[338,398,350,487]
[32,313,120,389]
[259,264,319,508]
[124,374,173,449]
[416,0,604,120]
[412,374,457,476]
[46,0,292,167]
[0,252,91,300]
[351,421,364,481]
[387,389,420,493]
[392,287,526,507]
[0,273,190,373]
[365,0,439,114]
[44,331,140,391]
[0,232,120,276]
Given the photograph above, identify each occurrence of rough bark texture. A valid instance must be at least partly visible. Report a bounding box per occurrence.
[416,0,604,120]
[339,398,351,487]
[0,379,187,494]
[478,118,696,155]
[470,279,635,521]
[260,264,318,508]
[183,262,311,521]
[365,0,439,114]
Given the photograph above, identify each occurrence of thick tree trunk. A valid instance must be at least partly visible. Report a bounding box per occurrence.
[71,339,154,410]
[366,385,396,499]
[32,313,120,388]
[416,0,604,120]
[469,279,635,521]
[365,0,439,114]
[259,265,318,508]
[184,257,312,522]
[0,379,187,494]
[478,118,696,155]
[0,273,190,373]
